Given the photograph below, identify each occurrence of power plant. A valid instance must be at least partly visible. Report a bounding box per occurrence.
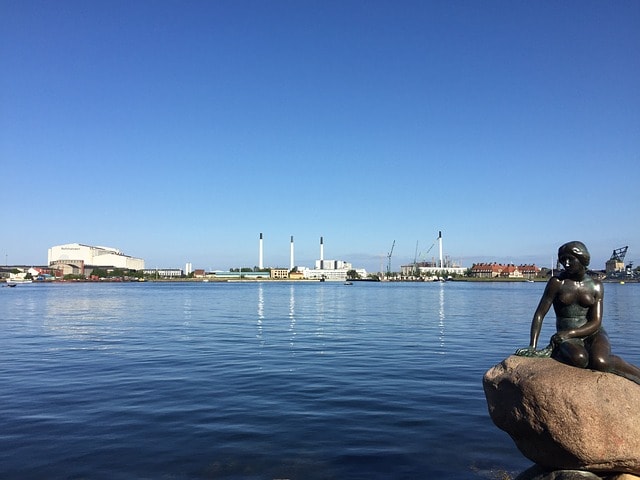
[254,233,365,281]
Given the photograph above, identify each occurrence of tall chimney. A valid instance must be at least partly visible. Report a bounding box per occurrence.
[290,236,294,271]
[320,236,324,269]
[438,231,443,269]
[259,233,264,269]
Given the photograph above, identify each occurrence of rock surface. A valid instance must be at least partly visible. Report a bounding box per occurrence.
[515,466,640,480]
[483,356,640,475]
[515,466,603,480]
[515,465,640,480]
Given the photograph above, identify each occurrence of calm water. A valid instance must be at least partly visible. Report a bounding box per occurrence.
[1,281,639,480]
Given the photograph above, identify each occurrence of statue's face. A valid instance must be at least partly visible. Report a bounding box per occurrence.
[559,253,583,274]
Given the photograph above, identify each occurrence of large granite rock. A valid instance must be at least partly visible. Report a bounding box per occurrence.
[483,356,640,475]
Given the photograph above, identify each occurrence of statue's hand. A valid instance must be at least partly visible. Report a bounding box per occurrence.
[515,346,536,357]
[551,332,569,346]
[515,344,553,358]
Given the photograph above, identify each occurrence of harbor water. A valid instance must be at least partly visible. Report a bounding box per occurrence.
[1,281,639,479]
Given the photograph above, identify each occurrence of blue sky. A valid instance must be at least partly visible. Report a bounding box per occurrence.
[2,0,639,272]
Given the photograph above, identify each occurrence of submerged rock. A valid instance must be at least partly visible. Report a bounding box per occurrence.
[515,466,640,480]
[515,465,609,479]
[483,356,640,475]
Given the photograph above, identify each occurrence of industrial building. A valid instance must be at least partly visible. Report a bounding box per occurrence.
[48,243,145,273]
[400,261,467,278]
[143,268,183,278]
[256,234,367,281]
[400,232,465,278]
[606,247,628,275]
[303,236,366,280]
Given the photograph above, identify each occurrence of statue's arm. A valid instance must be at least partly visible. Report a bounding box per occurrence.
[529,278,560,349]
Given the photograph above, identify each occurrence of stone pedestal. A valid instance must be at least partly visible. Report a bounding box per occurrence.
[483,356,640,476]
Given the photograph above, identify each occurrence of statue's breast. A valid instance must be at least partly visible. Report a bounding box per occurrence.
[554,281,593,327]
[557,281,595,308]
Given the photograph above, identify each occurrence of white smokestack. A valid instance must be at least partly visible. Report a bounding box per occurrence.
[438,230,443,268]
[290,236,294,271]
[320,236,324,269]
[259,233,264,269]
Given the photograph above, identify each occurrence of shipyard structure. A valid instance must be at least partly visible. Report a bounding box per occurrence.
[399,231,466,278]
[47,243,145,277]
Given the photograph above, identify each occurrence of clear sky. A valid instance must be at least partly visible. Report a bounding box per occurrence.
[2,0,639,273]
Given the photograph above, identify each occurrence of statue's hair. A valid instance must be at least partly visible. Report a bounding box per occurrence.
[558,241,590,267]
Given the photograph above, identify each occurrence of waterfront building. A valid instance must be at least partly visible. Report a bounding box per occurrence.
[499,264,523,278]
[400,260,466,277]
[514,264,540,279]
[289,270,304,280]
[50,259,85,277]
[143,268,183,278]
[303,267,349,281]
[211,271,270,280]
[301,264,368,281]
[469,263,540,279]
[48,243,145,271]
[270,268,289,279]
[606,255,625,274]
[299,236,367,280]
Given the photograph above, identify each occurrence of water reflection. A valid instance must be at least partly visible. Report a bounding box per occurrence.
[438,282,446,353]
[256,283,264,347]
[43,287,129,342]
[257,283,264,321]
[289,284,296,354]
[183,296,192,322]
[289,284,295,320]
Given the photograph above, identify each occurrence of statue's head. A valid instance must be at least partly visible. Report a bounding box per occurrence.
[558,241,590,267]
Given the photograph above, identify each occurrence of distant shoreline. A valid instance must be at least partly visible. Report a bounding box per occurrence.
[6,277,551,284]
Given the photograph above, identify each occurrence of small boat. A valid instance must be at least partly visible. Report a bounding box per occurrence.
[6,278,32,285]
[344,281,353,285]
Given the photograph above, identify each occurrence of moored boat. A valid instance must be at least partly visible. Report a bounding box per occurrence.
[5,278,33,286]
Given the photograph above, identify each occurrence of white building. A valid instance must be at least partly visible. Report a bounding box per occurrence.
[143,268,182,278]
[400,262,467,277]
[302,237,367,280]
[48,243,145,271]
[301,264,368,281]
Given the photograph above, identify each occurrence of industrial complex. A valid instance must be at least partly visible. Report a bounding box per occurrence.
[2,236,638,283]
[207,234,368,281]
[4,236,368,282]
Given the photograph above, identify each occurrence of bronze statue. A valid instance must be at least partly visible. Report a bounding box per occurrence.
[516,241,640,385]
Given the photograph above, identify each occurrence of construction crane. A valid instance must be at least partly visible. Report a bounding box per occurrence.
[386,240,395,278]
[415,234,439,265]
[610,246,628,263]
[606,246,632,278]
